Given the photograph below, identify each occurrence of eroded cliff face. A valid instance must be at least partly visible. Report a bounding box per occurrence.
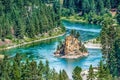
[65,36,81,55]
[54,35,88,58]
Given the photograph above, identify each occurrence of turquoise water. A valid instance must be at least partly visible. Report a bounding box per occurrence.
[3,21,102,79]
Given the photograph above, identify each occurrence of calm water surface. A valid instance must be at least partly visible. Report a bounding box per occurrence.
[4,21,102,79]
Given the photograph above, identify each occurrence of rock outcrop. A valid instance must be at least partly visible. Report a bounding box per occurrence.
[54,34,88,58]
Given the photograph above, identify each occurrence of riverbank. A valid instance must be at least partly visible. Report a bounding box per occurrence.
[0,28,65,51]
[0,33,65,51]
[85,43,101,49]
[61,13,113,26]
[0,54,4,59]
[61,16,88,24]
[84,38,102,49]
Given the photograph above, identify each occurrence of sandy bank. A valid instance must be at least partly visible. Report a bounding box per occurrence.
[0,54,4,59]
[84,43,101,49]
[84,38,102,49]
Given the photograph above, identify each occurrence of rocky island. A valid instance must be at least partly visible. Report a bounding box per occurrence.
[54,30,88,59]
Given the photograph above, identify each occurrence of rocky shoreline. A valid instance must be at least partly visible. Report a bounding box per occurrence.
[54,30,88,59]
[54,53,88,59]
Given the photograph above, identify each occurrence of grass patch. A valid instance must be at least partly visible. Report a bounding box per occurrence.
[61,16,88,23]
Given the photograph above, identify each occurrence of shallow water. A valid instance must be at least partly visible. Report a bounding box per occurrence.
[3,21,102,79]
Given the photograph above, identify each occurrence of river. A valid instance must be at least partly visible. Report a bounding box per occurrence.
[3,21,102,79]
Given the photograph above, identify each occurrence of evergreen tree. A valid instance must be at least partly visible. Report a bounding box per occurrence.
[117,5,120,13]
[82,0,90,14]
[111,0,117,8]
[69,0,75,8]
[59,70,63,80]
[114,38,120,76]
[63,0,69,8]
[97,61,106,80]
[70,29,76,36]
[105,0,111,9]
[97,61,114,80]
[61,70,69,80]
[72,66,82,80]
[96,0,104,15]
[87,65,95,80]
[53,0,61,26]
[90,0,95,12]
[13,61,21,80]
[38,60,44,80]
[45,60,50,80]
[51,68,59,80]
[117,14,120,24]
[29,60,37,79]
[75,32,80,39]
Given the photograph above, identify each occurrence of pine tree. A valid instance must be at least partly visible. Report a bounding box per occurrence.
[97,61,105,80]
[13,61,21,80]
[63,0,68,8]
[61,70,69,80]
[114,38,120,76]
[75,32,80,39]
[105,0,111,9]
[117,5,120,13]
[53,0,61,26]
[90,0,95,12]
[82,0,90,14]
[59,70,63,80]
[96,0,104,15]
[51,68,59,80]
[87,65,95,80]
[29,60,37,79]
[69,0,75,8]
[0,56,11,80]
[117,14,120,24]
[72,66,82,80]
[45,60,50,80]
[70,29,76,36]
[38,60,44,80]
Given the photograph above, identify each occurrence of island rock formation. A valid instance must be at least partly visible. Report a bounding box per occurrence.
[54,30,88,58]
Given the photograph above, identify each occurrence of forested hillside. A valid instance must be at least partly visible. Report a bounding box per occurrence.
[0,0,120,80]
[0,0,61,41]
[62,0,120,15]
[61,0,120,26]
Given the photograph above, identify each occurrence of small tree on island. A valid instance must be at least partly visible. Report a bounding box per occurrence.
[75,32,80,39]
[70,29,76,36]
[70,29,81,39]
